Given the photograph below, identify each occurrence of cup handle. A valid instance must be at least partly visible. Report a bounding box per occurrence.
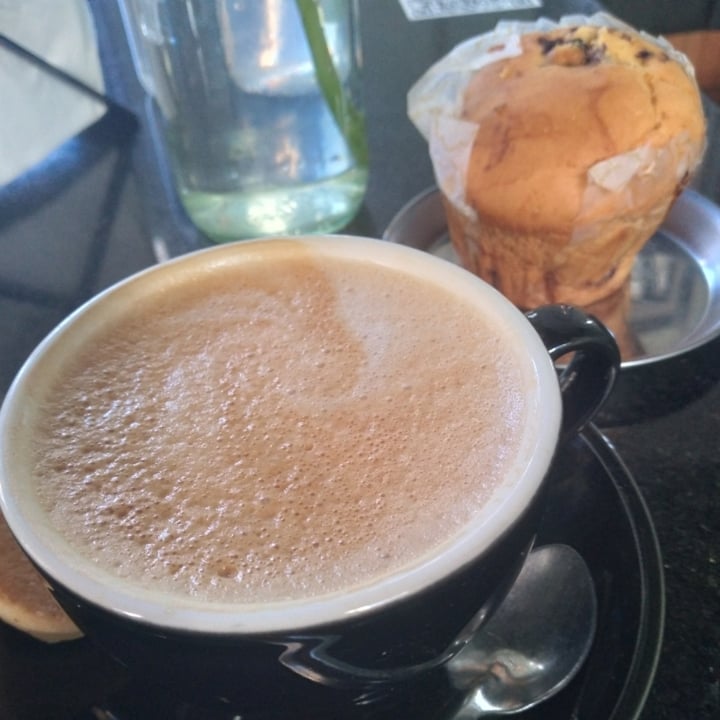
[525,305,620,439]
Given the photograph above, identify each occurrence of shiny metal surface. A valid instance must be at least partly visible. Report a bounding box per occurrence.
[447,544,597,718]
[383,188,720,367]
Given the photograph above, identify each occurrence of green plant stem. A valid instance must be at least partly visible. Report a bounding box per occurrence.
[295,0,368,166]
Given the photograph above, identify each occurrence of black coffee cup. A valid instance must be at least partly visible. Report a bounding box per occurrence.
[0,237,619,718]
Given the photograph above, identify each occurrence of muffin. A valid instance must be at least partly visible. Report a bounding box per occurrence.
[408,15,706,308]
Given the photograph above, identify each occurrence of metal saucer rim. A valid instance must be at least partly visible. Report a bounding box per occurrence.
[382,187,720,370]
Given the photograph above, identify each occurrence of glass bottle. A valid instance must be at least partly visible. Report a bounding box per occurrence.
[121,0,368,242]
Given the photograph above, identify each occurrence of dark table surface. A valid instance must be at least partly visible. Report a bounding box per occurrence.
[0,1,718,719]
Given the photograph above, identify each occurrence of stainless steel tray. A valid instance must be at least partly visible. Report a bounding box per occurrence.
[383,188,720,368]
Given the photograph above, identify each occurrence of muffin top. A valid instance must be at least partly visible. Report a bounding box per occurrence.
[460,25,706,233]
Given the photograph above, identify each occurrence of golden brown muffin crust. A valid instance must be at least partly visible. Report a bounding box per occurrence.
[461,26,706,235]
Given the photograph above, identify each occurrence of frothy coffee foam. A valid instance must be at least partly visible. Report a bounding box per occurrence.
[32,246,528,604]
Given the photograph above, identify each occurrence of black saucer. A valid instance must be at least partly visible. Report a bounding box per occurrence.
[523,424,664,720]
[0,426,662,720]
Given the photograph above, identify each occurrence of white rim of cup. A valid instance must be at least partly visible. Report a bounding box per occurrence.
[0,236,562,634]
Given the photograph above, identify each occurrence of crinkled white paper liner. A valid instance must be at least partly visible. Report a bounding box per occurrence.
[407,12,702,221]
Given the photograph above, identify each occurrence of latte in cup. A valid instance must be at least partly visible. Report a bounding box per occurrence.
[1,237,559,633]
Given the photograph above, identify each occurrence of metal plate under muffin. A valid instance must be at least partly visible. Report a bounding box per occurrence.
[383,187,720,369]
